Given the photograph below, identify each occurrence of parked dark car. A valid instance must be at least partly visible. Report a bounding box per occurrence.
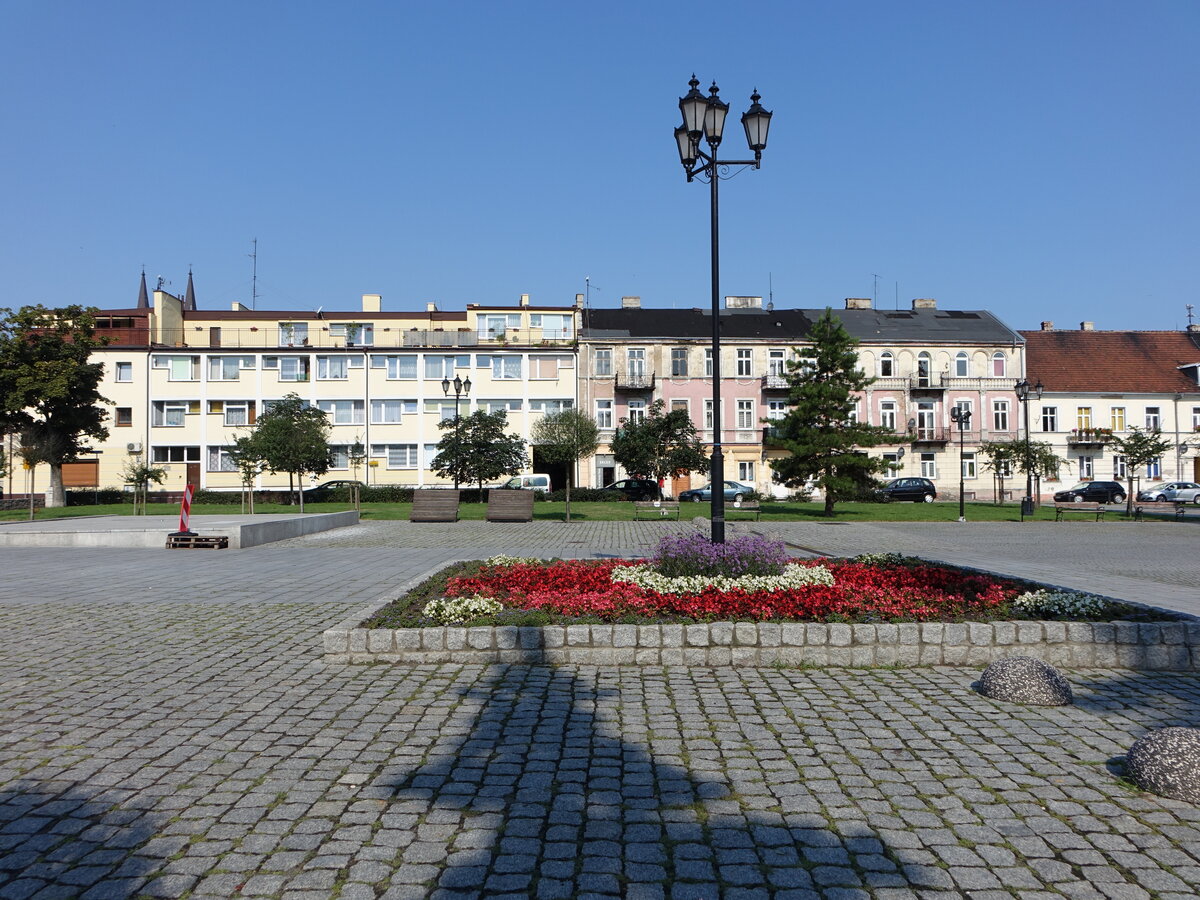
[876,477,937,503]
[678,481,754,503]
[303,480,366,501]
[1053,481,1126,503]
[602,478,662,501]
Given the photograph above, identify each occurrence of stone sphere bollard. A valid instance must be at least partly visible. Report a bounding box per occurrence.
[1126,728,1200,804]
[978,656,1073,706]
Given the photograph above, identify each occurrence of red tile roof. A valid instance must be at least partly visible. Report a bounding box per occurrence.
[1021,330,1200,394]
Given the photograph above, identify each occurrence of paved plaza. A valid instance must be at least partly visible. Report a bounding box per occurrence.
[2,520,1200,898]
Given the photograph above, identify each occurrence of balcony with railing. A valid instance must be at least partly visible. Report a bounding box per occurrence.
[1066,428,1114,446]
[614,372,656,391]
[909,374,944,393]
[140,327,577,351]
[761,374,790,391]
[910,426,948,444]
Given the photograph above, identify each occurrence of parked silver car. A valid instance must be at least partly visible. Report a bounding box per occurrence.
[1161,483,1200,505]
[1136,481,1200,502]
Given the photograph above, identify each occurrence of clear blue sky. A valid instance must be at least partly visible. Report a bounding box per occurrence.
[2,0,1197,331]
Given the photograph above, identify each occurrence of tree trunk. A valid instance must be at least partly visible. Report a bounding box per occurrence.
[1127,476,1135,517]
[565,470,572,523]
[46,464,65,508]
[296,472,305,513]
[823,492,835,516]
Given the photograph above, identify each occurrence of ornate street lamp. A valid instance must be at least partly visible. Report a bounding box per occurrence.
[1014,378,1044,517]
[675,76,772,543]
[441,374,472,490]
[949,407,972,522]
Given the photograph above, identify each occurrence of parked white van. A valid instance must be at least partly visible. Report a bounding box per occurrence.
[499,474,552,492]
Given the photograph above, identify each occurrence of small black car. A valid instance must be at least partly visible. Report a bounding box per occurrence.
[877,477,938,503]
[602,478,662,501]
[1053,481,1126,503]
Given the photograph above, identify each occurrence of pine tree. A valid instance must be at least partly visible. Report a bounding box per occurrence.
[769,308,893,515]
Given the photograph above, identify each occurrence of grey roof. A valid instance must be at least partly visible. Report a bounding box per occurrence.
[581,306,1024,345]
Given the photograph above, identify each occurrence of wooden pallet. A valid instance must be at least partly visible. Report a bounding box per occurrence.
[165,534,229,549]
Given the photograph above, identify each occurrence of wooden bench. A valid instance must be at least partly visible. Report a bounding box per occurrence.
[410,489,460,522]
[1053,503,1106,522]
[1134,501,1187,521]
[727,500,761,521]
[634,501,680,520]
[487,490,535,522]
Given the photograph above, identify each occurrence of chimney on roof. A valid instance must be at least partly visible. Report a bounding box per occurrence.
[1040,321,1054,331]
[519,293,530,307]
[1188,324,1200,333]
[912,298,937,310]
[231,301,250,312]
[725,296,762,309]
[362,293,381,313]
[1081,321,1095,331]
[426,301,438,313]
[621,296,641,309]
[844,297,871,310]
[575,293,584,309]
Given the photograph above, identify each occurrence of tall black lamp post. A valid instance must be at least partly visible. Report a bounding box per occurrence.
[675,75,772,544]
[1014,378,1044,518]
[949,407,971,522]
[441,375,472,490]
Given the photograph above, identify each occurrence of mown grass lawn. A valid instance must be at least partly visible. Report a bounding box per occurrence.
[0,499,1086,523]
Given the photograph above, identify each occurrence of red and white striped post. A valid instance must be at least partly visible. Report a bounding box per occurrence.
[171,483,197,537]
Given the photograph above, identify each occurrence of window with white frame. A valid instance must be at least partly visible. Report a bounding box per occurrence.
[370,399,409,424]
[316,356,349,380]
[626,348,646,377]
[152,355,198,381]
[704,348,713,377]
[479,313,521,337]
[529,313,572,338]
[329,323,373,345]
[278,322,308,346]
[481,399,521,414]
[593,348,612,376]
[991,351,1007,377]
[152,401,189,427]
[423,400,460,421]
[530,399,574,414]
[328,445,349,469]
[279,357,308,381]
[992,400,1010,432]
[627,399,646,424]
[766,400,787,420]
[151,445,199,463]
[996,459,1014,478]
[704,399,715,430]
[115,361,133,382]
[530,355,570,379]
[847,405,859,424]
[425,355,460,379]
[224,401,251,427]
[1042,406,1058,432]
[1146,407,1161,430]
[916,352,933,386]
[882,451,902,473]
[1079,456,1094,478]
[595,399,614,429]
[954,352,969,377]
[1077,407,1093,430]
[1147,458,1162,479]
[374,355,416,379]
[879,352,894,377]
[736,400,754,429]
[1113,455,1127,479]
[423,444,438,468]
[879,400,897,431]
[371,444,420,468]
[1193,406,1200,430]
[492,356,522,380]
[316,399,364,425]
[207,446,238,473]
[738,461,754,482]
[1111,407,1126,431]
[736,349,752,377]
[920,453,936,478]
[208,356,246,381]
[962,452,977,479]
[671,348,688,377]
[768,349,786,377]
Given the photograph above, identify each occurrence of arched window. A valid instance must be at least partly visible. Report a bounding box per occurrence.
[955,352,969,377]
[992,351,1006,377]
[879,352,894,378]
[917,351,932,387]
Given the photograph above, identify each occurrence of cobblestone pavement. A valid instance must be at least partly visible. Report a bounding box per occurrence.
[2,523,1200,899]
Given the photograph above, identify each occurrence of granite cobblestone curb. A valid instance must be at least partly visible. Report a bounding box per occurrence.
[325,614,1200,669]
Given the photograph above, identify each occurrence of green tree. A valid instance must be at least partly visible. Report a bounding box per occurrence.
[248,393,332,512]
[610,399,709,493]
[432,409,527,495]
[120,455,167,515]
[0,305,109,507]
[980,439,1064,506]
[531,408,600,522]
[228,435,268,514]
[1111,426,1173,514]
[769,308,894,515]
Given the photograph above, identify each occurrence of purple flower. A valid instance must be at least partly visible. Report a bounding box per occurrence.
[652,532,789,578]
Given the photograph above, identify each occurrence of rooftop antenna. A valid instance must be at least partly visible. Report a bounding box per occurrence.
[249,238,258,309]
[586,275,602,310]
[767,272,774,311]
[1188,304,1196,328]
[894,281,899,310]
[871,273,880,307]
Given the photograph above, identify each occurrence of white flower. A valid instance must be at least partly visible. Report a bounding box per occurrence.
[611,563,834,595]
[1011,589,1110,618]
[484,554,544,567]
[424,594,503,624]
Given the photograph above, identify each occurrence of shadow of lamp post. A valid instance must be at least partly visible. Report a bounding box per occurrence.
[441,374,472,490]
[675,75,772,544]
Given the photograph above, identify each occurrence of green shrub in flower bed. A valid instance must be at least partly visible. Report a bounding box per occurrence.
[363,535,1175,630]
